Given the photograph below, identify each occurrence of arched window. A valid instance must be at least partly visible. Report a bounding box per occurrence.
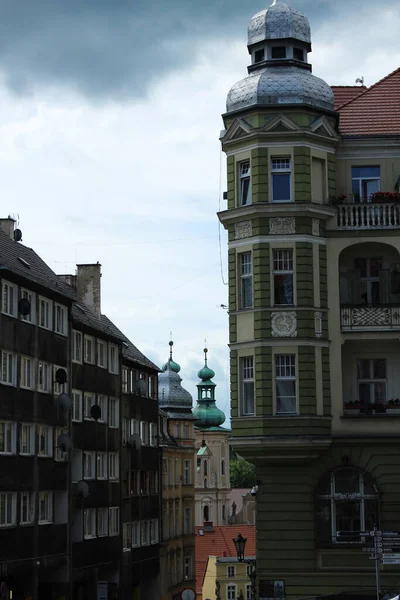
[204,460,208,476]
[204,477,208,488]
[203,505,209,522]
[222,504,226,521]
[221,460,225,476]
[316,467,378,544]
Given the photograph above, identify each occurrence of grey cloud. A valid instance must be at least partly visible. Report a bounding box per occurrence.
[0,0,385,99]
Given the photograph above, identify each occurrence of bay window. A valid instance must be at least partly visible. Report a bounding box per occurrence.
[239,252,252,309]
[240,357,255,415]
[239,161,251,206]
[273,249,294,305]
[275,354,297,414]
[271,157,291,202]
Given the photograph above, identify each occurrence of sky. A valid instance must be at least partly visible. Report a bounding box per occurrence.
[1,0,399,422]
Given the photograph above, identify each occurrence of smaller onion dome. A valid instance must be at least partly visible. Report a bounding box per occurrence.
[197,347,215,380]
[158,341,193,410]
[193,347,226,429]
[193,403,226,428]
[248,1,311,48]
[161,340,181,373]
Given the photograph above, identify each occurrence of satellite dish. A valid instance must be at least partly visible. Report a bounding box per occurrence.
[135,379,147,397]
[90,404,101,421]
[76,481,90,499]
[18,297,31,316]
[128,433,141,450]
[14,229,22,242]
[57,433,72,452]
[57,393,71,410]
[55,368,67,384]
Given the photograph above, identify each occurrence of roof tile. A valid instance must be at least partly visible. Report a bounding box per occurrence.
[331,85,366,110]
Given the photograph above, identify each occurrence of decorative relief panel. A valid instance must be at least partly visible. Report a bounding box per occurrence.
[312,218,320,236]
[315,311,322,337]
[235,220,252,240]
[271,312,297,337]
[269,217,295,235]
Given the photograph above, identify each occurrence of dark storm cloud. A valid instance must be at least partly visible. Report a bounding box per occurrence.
[0,0,378,99]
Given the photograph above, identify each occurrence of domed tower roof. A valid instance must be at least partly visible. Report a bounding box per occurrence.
[193,347,226,430]
[158,341,194,413]
[248,1,311,47]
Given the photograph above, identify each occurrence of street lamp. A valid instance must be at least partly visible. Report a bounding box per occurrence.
[232,533,257,600]
[232,533,247,562]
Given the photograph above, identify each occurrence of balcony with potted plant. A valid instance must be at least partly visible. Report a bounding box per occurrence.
[330,191,400,230]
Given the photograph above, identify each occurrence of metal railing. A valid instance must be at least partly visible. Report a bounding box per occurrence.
[341,306,400,331]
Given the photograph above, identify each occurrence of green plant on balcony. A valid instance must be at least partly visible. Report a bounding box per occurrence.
[344,400,360,414]
[370,192,400,204]
[329,193,348,206]
[387,398,400,414]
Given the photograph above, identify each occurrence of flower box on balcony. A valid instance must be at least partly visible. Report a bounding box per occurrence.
[386,399,400,414]
[371,192,400,204]
[344,402,360,415]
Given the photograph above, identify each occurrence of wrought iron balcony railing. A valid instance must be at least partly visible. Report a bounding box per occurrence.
[341,306,400,331]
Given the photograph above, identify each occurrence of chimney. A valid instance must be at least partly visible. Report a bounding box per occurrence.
[0,217,16,239]
[76,263,102,318]
[57,274,77,288]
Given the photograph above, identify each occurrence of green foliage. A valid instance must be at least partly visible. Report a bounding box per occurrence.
[230,458,256,488]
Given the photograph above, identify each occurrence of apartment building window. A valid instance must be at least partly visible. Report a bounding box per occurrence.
[168,459,172,485]
[183,460,191,485]
[222,504,226,521]
[139,470,149,495]
[38,297,52,330]
[20,423,35,455]
[228,566,235,578]
[20,491,35,524]
[239,252,252,309]
[275,354,297,414]
[84,335,95,364]
[109,453,119,481]
[163,459,168,488]
[175,458,180,486]
[55,428,68,461]
[2,281,17,317]
[123,522,132,550]
[357,359,386,406]
[38,491,53,524]
[131,471,139,496]
[108,398,119,428]
[97,452,108,479]
[184,507,191,534]
[149,471,158,495]
[122,367,129,393]
[184,556,192,580]
[72,331,83,363]
[84,508,96,539]
[169,505,174,538]
[273,249,294,305]
[97,395,107,422]
[97,340,107,368]
[84,393,95,420]
[132,521,140,547]
[150,519,159,544]
[108,344,119,374]
[97,507,108,537]
[352,166,380,202]
[149,422,157,447]
[109,507,120,536]
[183,423,189,438]
[175,503,180,536]
[20,356,33,389]
[72,390,83,422]
[0,422,16,454]
[141,520,150,546]
[0,492,16,527]
[162,505,168,540]
[54,303,67,336]
[239,161,251,206]
[37,361,51,393]
[354,257,382,306]
[38,425,52,457]
[271,157,291,202]
[140,421,149,445]
[175,423,181,439]
[246,584,252,600]
[21,289,35,324]
[227,585,237,600]
[53,365,67,395]
[1,351,16,386]
[240,357,255,415]
[83,451,95,479]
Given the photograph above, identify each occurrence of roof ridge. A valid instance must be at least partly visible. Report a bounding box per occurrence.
[338,67,400,111]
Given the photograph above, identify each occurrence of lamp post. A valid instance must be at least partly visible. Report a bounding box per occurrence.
[232,533,257,600]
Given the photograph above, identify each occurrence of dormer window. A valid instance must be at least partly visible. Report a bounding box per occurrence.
[254,49,265,63]
[293,47,304,61]
[271,47,286,59]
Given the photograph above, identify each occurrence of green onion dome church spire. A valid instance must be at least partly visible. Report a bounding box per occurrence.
[193,347,226,430]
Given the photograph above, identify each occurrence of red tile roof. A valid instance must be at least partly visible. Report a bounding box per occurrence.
[331,85,366,110]
[195,525,256,595]
[336,68,400,136]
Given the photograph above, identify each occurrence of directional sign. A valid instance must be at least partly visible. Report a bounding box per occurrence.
[382,532,400,537]
[363,548,377,553]
[382,554,400,559]
[382,558,400,565]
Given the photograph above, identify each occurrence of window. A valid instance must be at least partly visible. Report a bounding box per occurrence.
[240,357,255,415]
[139,470,149,495]
[97,452,108,479]
[228,566,235,578]
[221,459,225,476]
[83,451,95,479]
[108,398,119,428]
[20,492,35,524]
[55,428,68,461]
[1,351,16,386]
[246,584,252,600]
[149,471,158,495]
[109,344,119,374]
[140,421,149,446]
[38,296,52,330]
[275,355,297,414]
[84,393,95,420]
[20,423,35,455]
[316,468,378,543]
[227,585,237,600]
[352,166,380,202]
[84,508,96,539]
[38,425,52,457]
[0,422,16,454]
[54,303,67,335]
[37,361,51,393]
[175,503,180,535]
[150,423,157,447]
[53,365,67,395]
[141,520,150,545]
[163,459,168,488]
[72,390,83,422]
[97,395,107,423]
[239,252,252,309]
[0,492,16,526]
[175,423,181,438]
[271,157,291,202]
[293,47,304,61]
[184,556,192,580]
[132,521,140,547]
[123,522,132,550]
[84,335,95,364]
[184,507,191,534]
[150,519,159,544]
[20,356,34,389]
[72,331,82,363]
[357,359,386,408]
[254,48,265,63]
[273,249,294,305]
[122,367,129,393]
[354,257,382,306]
[38,491,53,524]
[109,453,119,481]
[271,46,286,58]
[183,423,189,438]
[175,458,180,486]
[109,507,120,536]
[2,281,17,317]
[97,340,107,368]
[183,460,191,485]
[97,507,108,537]
[222,504,226,521]
[20,289,35,324]
[239,161,251,206]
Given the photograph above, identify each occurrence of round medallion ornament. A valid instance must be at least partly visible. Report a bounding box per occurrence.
[271,312,297,337]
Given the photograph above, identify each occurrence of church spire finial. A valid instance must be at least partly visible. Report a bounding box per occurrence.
[204,339,208,365]
[169,331,173,360]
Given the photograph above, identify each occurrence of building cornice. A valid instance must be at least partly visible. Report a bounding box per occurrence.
[229,234,326,249]
[224,139,336,156]
[218,202,335,226]
[229,338,330,349]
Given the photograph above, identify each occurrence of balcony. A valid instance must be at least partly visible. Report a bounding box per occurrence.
[344,400,400,416]
[336,203,400,230]
[341,306,400,332]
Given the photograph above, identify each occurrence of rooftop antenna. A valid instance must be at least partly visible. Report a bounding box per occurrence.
[355,76,364,86]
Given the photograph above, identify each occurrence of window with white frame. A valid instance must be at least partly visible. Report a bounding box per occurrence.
[169,505,174,537]
[109,453,119,481]
[72,330,82,363]
[53,365,67,395]
[227,585,237,600]
[149,422,157,447]
[97,395,107,423]
[108,398,119,428]
[2,281,17,317]
[352,166,380,202]
[97,452,108,479]
[123,522,132,550]
[175,458,180,486]
[83,451,95,479]
[175,503,180,535]
[0,492,16,526]
[122,367,129,393]
[1,351,16,386]
[54,303,67,336]
[184,556,192,580]
[20,289,35,324]
[275,354,297,414]
[357,359,386,407]
[239,252,252,309]
[84,508,96,539]
[0,421,16,454]
[72,390,83,422]
[20,423,35,455]
[109,507,120,536]
[54,427,68,461]
[84,393,95,420]
[271,157,292,202]
[20,356,33,389]
[37,361,51,393]
[246,584,252,600]
[38,491,53,524]
[273,249,294,305]
[141,520,150,546]
[97,507,108,537]
[150,519,159,544]
[140,421,149,446]
[239,161,251,206]
[183,460,191,485]
[97,339,107,368]
[109,344,119,374]
[84,335,95,364]
[38,425,52,457]
[132,521,140,547]
[183,423,189,438]
[184,507,191,534]
[20,491,35,524]
[227,566,235,578]
[240,357,255,415]
[38,296,52,330]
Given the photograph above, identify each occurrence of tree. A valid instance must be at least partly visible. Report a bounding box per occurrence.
[230,458,256,488]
